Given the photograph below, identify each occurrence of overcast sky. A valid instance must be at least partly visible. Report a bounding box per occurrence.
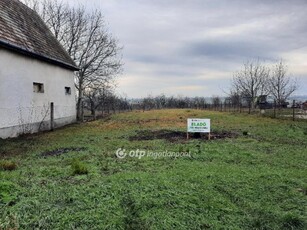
[66,0,307,98]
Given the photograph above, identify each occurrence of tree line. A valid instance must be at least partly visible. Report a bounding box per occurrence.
[138,59,299,111]
[133,95,213,111]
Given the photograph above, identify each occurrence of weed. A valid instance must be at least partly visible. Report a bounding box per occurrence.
[0,160,17,171]
[71,159,89,175]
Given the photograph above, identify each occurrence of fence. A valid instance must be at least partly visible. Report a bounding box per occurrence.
[83,100,307,122]
[205,100,307,121]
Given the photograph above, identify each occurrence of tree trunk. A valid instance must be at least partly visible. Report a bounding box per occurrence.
[77,87,83,121]
[90,100,96,120]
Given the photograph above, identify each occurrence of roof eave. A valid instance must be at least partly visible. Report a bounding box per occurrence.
[0,39,79,71]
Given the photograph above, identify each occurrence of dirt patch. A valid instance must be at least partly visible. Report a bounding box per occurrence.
[41,147,87,157]
[129,129,238,142]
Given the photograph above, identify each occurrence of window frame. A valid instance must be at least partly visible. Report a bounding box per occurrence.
[33,82,44,93]
[65,86,72,95]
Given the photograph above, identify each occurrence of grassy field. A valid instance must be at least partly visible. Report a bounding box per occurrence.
[1,109,307,229]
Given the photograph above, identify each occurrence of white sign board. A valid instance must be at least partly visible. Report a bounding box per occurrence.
[187,119,211,133]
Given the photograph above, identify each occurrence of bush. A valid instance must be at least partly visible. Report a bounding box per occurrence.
[71,159,89,175]
[0,160,17,171]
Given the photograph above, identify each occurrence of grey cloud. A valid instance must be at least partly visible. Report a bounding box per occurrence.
[181,39,279,61]
[65,0,307,97]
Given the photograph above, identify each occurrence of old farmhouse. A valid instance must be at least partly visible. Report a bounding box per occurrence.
[0,0,78,139]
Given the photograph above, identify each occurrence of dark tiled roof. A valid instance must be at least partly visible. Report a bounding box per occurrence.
[0,0,78,70]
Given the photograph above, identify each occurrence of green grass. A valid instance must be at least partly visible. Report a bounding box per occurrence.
[0,109,306,229]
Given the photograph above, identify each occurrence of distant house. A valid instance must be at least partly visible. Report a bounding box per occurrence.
[256,95,273,109]
[0,0,78,139]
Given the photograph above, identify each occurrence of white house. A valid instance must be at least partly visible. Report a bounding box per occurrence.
[0,0,78,139]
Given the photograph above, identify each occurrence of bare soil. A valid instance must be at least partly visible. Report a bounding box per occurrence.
[41,147,87,157]
[129,129,238,142]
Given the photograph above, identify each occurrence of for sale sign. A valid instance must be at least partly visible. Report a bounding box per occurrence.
[187,119,210,133]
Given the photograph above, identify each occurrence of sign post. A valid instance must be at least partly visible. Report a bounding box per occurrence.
[187,118,211,140]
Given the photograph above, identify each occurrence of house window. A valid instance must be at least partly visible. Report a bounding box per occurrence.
[33,82,44,93]
[65,87,71,95]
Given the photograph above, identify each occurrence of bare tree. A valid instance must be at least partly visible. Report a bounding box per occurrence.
[84,87,102,119]
[83,86,130,119]
[142,95,156,111]
[24,0,123,121]
[268,60,298,107]
[84,80,116,118]
[211,95,221,108]
[232,60,269,108]
[196,97,206,109]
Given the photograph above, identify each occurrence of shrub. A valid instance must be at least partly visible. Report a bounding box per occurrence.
[0,160,17,171]
[71,159,89,175]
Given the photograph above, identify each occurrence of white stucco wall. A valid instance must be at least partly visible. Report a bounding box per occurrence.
[0,48,76,138]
